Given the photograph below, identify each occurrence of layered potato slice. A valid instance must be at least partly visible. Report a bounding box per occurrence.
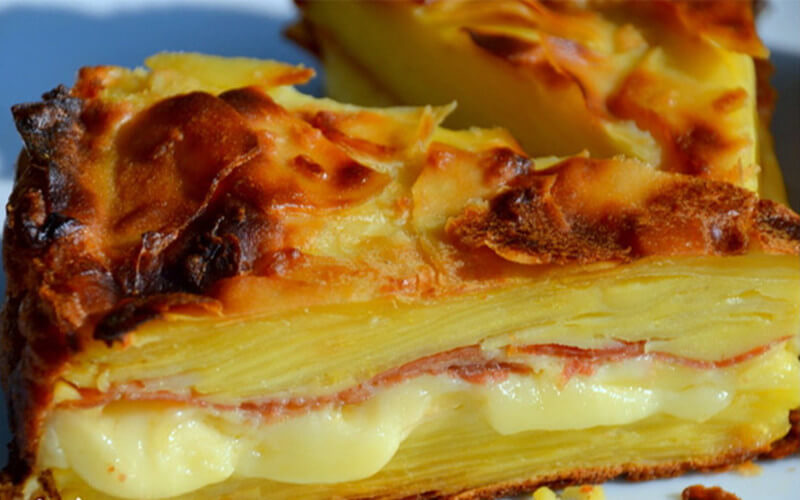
[293,0,787,200]
[2,54,800,500]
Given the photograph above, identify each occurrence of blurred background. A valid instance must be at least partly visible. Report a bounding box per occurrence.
[0,0,797,491]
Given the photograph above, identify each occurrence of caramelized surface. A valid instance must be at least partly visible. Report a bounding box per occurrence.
[2,53,799,485]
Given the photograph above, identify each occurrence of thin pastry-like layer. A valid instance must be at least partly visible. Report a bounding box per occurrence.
[2,53,799,499]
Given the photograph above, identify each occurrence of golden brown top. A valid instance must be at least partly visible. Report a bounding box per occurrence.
[4,53,798,349]
[332,0,768,190]
[1,52,798,477]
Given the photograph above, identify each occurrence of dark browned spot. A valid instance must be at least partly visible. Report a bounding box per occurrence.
[117,91,258,191]
[290,154,328,180]
[114,91,260,237]
[481,147,532,185]
[449,158,798,266]
[180,231,244,292]
[335,161,374,190]
[219,86,284,119]
[608,70,743,179]
[708,221,747,254]
[11,188,81,250]
[23,212,80,249]
[761,201,800,240]
[467,29,568,89]
[449,170,628,265]
[681,485,741,500]
[11,85,83,167]
[80,100,119,135]
[94,294,221,345]
[639,179,753,256]
[674,123,730,177]
[491,180,563,228]
[464,28,537,59]
[161,191,275,293]
[755,199,800,253]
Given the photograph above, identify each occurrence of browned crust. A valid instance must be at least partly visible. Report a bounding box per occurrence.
[1,78,393,476]
[681,484,741,500]
[2,61,799,487]
[446,156,800,265]
[3,87,119,481]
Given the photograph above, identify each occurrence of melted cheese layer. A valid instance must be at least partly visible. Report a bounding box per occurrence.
[40,344,799,499]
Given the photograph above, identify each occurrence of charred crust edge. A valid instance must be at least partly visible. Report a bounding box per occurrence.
[11,86,82,168]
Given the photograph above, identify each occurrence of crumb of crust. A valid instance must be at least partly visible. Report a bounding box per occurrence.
[733,460,762,477]
[532,485,606,500]
[681,484,741,500]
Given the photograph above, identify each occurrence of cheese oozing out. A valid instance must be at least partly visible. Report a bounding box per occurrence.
[39,342,800,499]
